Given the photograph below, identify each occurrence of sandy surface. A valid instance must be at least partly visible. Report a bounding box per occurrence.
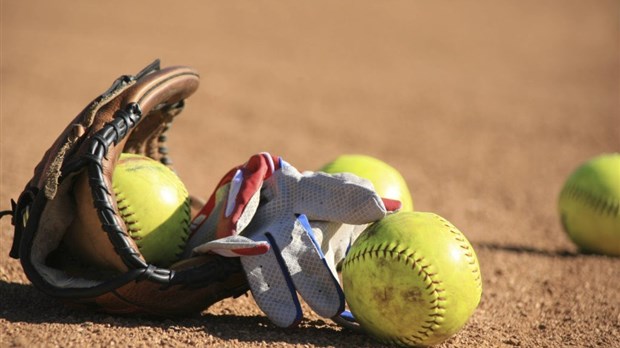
[1,0,619,347]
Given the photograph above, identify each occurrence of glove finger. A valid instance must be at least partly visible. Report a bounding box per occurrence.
[219,176,261,236]
[241,237,303,328]
[184,152,280,256]
[294,170,389,224]
[215,153,277,237]
[277,214,345,318]
[311,221,366,272]
[191,152,280,236]
[192,235,269,257]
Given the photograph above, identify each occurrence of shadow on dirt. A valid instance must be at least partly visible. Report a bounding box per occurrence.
[198,313,375,347]
[474,242,585,258]
[0,281,375,346]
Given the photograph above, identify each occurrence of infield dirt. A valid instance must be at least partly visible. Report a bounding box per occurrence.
[1,1,619,347]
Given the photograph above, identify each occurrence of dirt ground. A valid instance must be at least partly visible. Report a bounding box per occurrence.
[1,1,619,347]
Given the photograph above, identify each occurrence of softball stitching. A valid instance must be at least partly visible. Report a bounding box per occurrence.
[343,243,445,346]
[561,183,620,217]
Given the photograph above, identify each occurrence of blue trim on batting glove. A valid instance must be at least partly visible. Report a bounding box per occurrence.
[339,310,356,322]
[296,214,326,259]
[264,232,303,327]
[296,214,346,314]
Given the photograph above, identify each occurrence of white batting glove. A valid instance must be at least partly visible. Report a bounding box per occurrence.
[184,152,400,327]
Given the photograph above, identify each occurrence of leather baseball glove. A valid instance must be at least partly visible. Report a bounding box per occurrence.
[0,60,248,316]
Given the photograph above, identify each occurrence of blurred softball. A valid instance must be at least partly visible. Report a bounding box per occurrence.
[113,153,191,267]
[558,153,620,256]
[319,154,414,211]
[341,211,482,347]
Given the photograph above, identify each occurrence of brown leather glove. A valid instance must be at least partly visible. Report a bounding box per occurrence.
[1,60,248,316]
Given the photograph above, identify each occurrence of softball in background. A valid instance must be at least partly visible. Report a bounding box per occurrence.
[319,154,414,211]
[558,153,620,256]
[113,153,191,267]
[341,211,482,347]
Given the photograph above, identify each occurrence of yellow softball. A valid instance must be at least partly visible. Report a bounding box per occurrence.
[113,153,191,267]
[558,153,620,256]
[341,211,482,347]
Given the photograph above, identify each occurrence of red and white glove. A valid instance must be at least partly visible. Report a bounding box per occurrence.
[183,152,400,327]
